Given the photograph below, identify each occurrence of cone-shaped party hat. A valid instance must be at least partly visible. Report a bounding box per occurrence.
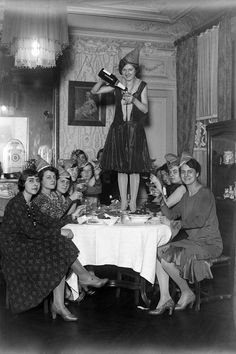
[122,47,140,65]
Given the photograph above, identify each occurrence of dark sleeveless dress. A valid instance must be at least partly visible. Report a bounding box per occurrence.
[101,81,151,174]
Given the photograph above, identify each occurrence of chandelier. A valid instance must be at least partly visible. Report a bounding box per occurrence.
[1,0,69,69]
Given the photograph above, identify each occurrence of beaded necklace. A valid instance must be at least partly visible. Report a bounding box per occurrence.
[25,201,37,227]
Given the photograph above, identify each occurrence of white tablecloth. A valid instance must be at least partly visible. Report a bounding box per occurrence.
[63,222,171,298]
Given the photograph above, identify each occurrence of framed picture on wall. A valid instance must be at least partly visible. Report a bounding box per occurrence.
[68,81,107,126]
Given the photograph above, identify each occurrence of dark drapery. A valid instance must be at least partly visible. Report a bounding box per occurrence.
[218,15,232,121]
[176,36,198,156]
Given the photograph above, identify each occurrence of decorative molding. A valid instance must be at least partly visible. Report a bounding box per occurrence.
[194,117,218,149]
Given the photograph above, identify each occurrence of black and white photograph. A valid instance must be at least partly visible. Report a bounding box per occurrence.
[0,1,236,354]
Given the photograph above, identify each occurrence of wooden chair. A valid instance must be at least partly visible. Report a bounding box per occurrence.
[109,267,158,308]
[194,253,233,311]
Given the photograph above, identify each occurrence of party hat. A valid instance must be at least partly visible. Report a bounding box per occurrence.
[179,151,193,166]
[164,153,179,167]
[122,47,140,65]
[58,166,71,179]
[35,155,50,172]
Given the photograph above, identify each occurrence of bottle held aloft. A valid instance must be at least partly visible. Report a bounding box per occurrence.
[98,68,127,91]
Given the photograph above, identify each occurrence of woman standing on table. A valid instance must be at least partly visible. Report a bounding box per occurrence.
[91,48,151,212]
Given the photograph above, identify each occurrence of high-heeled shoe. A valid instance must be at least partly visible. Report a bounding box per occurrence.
[80,276,109,290]
[51,304,78,322]
[148,299,175,316]
[175,293,196,311]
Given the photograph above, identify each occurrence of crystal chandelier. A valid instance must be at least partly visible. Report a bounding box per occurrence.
[1,0,69,69]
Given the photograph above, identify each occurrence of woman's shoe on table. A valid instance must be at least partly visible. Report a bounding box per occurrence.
[129,201,136,213]
[51,304,78,322]
[148,299,175,316]
[175,293,196,311]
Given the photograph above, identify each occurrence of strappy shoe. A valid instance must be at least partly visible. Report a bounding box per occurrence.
[148,299,175,316]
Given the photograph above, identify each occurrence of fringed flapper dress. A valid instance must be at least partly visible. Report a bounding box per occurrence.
[101,81,151,174]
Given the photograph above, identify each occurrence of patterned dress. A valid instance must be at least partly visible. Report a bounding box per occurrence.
[32,192,73,220]
[0,192,78,313]
[101,82,151,174]
[160,186,223,282]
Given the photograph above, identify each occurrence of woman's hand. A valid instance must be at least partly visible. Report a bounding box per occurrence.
[70,191,83,201]
[150,174,162,192]
[94,165,102,179]
[170,220,182,239]
[61,228,74,239]
[72,205,87,218]
[122,92,134,105]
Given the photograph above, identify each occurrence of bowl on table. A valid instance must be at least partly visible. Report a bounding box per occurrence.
[128,214,150,224]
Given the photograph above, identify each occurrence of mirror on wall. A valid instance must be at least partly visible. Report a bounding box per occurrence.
[0,64,59,172]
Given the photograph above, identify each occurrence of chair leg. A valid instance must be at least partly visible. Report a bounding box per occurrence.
[194,281,201,311]
[115,270,122,299]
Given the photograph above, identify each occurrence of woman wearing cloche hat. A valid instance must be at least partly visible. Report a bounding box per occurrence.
[91,47,151,212]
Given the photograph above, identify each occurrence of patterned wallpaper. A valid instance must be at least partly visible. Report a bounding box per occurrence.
[59,35,176,161]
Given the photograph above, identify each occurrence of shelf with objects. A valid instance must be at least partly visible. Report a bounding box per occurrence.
[206,119,236,299]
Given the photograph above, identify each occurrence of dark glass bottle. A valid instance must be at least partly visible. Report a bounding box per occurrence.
[98,68,127,91]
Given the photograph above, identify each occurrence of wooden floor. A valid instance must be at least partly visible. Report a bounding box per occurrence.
[0,267,235,354]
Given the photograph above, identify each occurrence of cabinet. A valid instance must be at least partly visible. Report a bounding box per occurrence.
[207,120,236,257]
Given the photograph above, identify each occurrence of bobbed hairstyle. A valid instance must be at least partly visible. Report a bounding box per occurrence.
[82,162,95,178]
[118,60,140,77]
[183,158,201,176]
[96,148,103,160]
[38,165,59,181]
[18,168,38,192]
[159,163,169,173]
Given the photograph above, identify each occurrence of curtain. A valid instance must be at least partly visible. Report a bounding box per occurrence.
[218,15,232,121]
[196,26,219,119]
[176,36,198,156]
[194,26,219,185]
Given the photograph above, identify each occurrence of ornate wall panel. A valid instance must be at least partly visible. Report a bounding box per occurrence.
[59,35,176,163]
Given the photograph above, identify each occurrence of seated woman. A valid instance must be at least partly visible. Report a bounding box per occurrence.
[51,166,83,216]
[150,153,186,208]
[149,156,223,315]
[79,162,102,208]
[71,149,88,169]
[32,163,108,293]
[0,168,79,321]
